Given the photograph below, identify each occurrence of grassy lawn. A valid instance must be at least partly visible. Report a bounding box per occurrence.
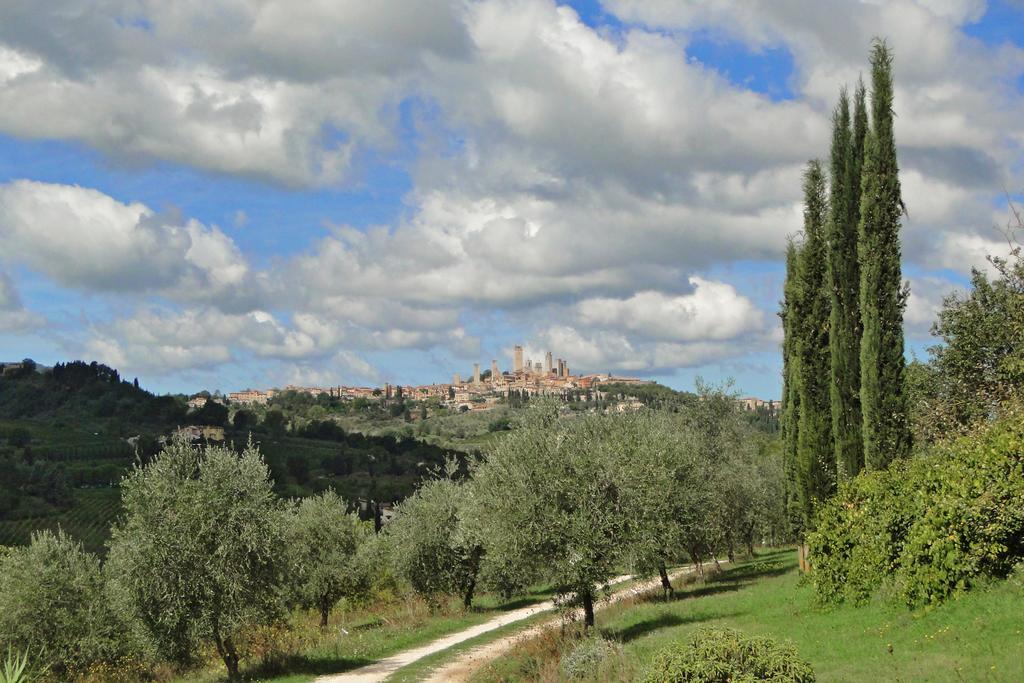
[474,549,1024,682]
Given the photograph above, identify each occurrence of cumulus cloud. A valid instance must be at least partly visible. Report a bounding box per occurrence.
[0,269,43,333]
[0,0,1021,382]
[575,278,764,342]
[0,180,251,303]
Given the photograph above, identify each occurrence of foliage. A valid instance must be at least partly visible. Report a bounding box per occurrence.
[0,529,124,676]
[285,490,373,627]
[807,465,915,605]
[385,464,483,609]
[897,408,1024,606]
[0,648,29,683]
[827,83,866,480]
[858,39,911,469]
[106,439,287,681]
[780,240,803,538]
[468,402,638,627]
[795,160,835,527]
[809,405,1024,607]
[560,636,622,679]
[916,239,1024,440]
[644,626,815,683]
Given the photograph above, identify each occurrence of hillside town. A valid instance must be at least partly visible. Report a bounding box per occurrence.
[212,344,778,416]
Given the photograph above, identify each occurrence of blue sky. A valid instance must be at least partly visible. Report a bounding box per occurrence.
[0,0,1021,398]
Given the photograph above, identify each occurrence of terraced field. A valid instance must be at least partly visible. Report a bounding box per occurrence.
[0,487,122,555]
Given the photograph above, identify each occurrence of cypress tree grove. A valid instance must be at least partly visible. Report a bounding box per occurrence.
[826,89,864,480]
[780,238,804,536]
[795,160,834,527]
[858,40,911,469]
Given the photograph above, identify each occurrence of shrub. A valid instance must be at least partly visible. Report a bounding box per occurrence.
[644,627,814,683]
[808,464,917,605]
[808,405,1024,608]
[0,529,124,676]
[896,410,1024,606]
[560,636,621,679]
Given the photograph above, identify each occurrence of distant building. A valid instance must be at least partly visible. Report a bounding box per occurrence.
[228,389,270,405]
[513,345,524,373]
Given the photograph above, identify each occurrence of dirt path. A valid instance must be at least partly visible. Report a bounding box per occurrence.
[314,565,710,683]
[421,565,708,683]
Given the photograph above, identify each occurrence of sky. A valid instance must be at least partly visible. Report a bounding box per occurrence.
[0,0,1022,398]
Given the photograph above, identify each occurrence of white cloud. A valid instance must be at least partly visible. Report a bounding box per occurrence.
[0,269,43,333]
[0,0,1021,381]
[905,275,960,338]
[575,277,764,342]
[0,180,251,303]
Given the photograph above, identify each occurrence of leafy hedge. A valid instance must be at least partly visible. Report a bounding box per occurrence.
[644,626,814,683]
[809,406,1024,607]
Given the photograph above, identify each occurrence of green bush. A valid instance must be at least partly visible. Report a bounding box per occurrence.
[896,410,1024,606]
[0,529,124,675]
[560,636,621,679]
[808,405,1024,608]
[644,626,814,682]
[808,464,916,604]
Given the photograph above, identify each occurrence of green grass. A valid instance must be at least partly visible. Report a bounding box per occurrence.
[474,550,1024,682]
[0,487,121,555]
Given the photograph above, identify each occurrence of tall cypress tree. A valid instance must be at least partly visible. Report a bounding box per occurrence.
[780,238,804,536]
[795,160,834,526]
[858,40,911,469]
[851,79,868,225]
[826,89,864,479]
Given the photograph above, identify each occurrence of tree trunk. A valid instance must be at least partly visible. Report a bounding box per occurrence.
[690,547,704,580]
[320,603,330,629]
[463,574,477,609]
[213,622,241,682]
[580,585,595,629]
[463,545,483,609]
[658,562,674,599]
[727,542,736,564]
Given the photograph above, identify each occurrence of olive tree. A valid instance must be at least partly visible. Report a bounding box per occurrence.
[107,439,286,681]
[469,403,638,628]
[0,529,123,676]
[286,490,373,627]
[385,464,483,609]
[620,410,713,595]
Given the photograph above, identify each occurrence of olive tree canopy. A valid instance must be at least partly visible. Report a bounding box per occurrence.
[107,439,287,682]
